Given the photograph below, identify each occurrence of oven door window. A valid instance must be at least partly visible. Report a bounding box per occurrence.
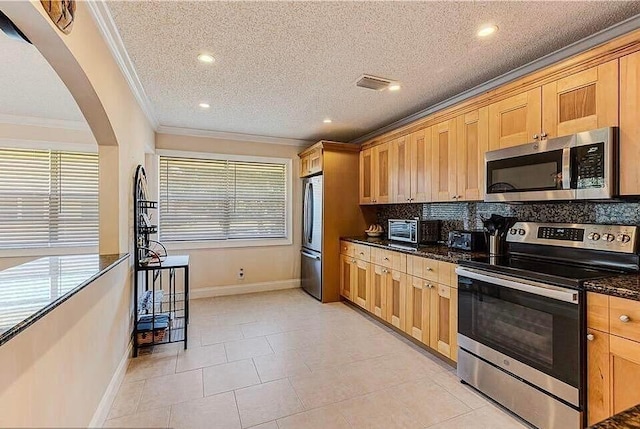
[458,276,580,388]
[486,150,566,194]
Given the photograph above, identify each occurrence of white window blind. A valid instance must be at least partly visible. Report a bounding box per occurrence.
[159,156,287,241]
[0,148,99,249]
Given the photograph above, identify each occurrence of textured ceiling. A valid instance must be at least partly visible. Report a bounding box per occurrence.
[106,1,640,142]
[0,32,84,122]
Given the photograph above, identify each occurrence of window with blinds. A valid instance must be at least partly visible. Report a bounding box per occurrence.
[159,155,288,241]
[0,148,99,249]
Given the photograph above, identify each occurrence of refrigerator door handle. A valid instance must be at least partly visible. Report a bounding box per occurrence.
[301,250,321,260]
[307,182,314,243]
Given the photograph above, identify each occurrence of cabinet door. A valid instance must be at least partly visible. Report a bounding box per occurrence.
[405,276,431,344]
[353,260,370,310]
[390,136,411,203]
[359,148,374,204]
[409,128,431,203]
[431,119,458,202]
[373,143,391,204]
[542,60,618,138]
[488,88,542,149]
[620,52,640,195]
[587,329,611,426]
[385,270,406,331]
[307,148,323,175]
[299,155,310,178]
[430,284,458,361]
[609,296,640,343]
[370,264,387,318]
[340,254,354,301]
[610,335,640,415]
[456,108,488,201]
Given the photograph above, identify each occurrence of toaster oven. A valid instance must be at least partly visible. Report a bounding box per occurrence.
[388,219,439,245]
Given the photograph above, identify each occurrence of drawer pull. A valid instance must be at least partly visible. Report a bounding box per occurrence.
[382,268,389,274]
[586,333,594,341]
[359,252,365,256]
[425,267,433,272]
[620,314,631,323]
[383,257,390,261]
[426,283,434,289]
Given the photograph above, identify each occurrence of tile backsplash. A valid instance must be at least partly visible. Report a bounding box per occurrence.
[377,201,640,242]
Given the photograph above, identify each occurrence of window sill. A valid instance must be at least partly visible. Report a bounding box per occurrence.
[0,246,98,258]
[163,238,293,251]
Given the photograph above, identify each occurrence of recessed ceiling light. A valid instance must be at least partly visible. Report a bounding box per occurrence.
[477,25,498,37]
[323,118,332,124]
[199,103,210,109]
[388,84,401,91]
[197,53,215,63]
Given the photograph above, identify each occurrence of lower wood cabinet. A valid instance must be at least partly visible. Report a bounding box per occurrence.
[405,276,432,344]
[587,328,610,425]
[370,264,387,318]
[339,254,354,302]
[430,284,458,361]
[353,259,370,310]
[386,270,406,331]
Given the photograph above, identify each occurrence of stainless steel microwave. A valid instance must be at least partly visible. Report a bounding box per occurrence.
[484,127,617,202]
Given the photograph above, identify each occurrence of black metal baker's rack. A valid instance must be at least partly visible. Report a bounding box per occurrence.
[133,165,189,357]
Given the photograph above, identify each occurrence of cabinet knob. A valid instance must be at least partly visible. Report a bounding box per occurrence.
[382,269,388,274]
[586,333,595,341]
[540,132,548,139]
[359,252,364,256]
[425,267,433,272]
[620,314,631,323]
[533,134,539,140]
[384,257,390,261]
[427,283,434,288]
[351,258,356,263]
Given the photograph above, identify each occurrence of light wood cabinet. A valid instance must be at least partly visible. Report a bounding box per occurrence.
[405,276,431,344]
[371,247,407,272]
[340,254,354,302]
[542,60,618,139]
[609,296,640,343]
[353,259,370,310]
[409,128,432,203]
[456,108,488,201]
[489,88,542,149]
[359,148,374,204]
[430,284,458,361]
[373,143,391,204]
[390,136,411,203]
[386,270,406,331]
[587,328,611,426]
[610,334,640,415]
[431,119,458,202]
[370,264,387,318]
[299,147,323,177]
[620,51,640,195]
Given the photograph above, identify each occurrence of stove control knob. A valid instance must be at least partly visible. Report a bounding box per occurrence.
[617,234,631,243]
[601,233,615,242]
[518,229,526,236]
[510,228,517,235]
[588,232,601,241]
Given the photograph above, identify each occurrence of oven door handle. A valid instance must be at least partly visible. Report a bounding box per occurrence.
[455,267,579,304]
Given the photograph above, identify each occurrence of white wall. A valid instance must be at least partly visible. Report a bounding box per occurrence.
[154,132,306,296]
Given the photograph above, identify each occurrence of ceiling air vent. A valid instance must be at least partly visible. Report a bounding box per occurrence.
[356,74,394,91]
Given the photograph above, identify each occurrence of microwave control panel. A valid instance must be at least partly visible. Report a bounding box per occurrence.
[575,142,605,189]
[508,222,638,254]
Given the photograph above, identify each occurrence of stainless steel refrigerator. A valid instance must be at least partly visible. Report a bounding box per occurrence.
[301,175,323,300]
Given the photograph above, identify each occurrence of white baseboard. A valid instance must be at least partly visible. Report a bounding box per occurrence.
[89,341,132,428]
[190,279,300,299]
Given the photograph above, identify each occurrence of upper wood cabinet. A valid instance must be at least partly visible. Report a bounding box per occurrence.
[409,128,432,203]
[456,108,489,201]
[542,60,618,139]
[431,119,458,202]
[359,148,374,204]
[489,88,542,149]
[390,136,411,203]
[299,147,322,177]
[620,51,640,196]
[360,143,391,204]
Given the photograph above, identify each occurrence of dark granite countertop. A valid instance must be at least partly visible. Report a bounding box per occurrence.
[584,274,640,302]
[342,237,487,264]
[589,404,640,428]
[0,253,129,346]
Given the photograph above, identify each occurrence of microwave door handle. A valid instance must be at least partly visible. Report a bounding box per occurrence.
[562,147,571,189]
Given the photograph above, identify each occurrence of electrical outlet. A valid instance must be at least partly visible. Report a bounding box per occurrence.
[238,268,245,280]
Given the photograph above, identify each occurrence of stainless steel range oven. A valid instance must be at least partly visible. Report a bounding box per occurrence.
[456,222,640,429]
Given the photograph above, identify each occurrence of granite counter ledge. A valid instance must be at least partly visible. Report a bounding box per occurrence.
[584,274,640,301]
[341,237,487,264]
[589,404,640,428]
[0,253,129,346]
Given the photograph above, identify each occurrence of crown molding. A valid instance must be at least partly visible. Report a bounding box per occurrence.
[350,13,640,145]
[86,0,159,130]
[157,125,312,148]
[0,113,90,131]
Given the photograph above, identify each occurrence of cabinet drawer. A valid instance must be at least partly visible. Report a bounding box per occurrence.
[588,292,610,332]
[407,255,439,282]
[610,296,640,343]
[340,241,355,257]
[353,244,371,262]
[371,248,406,271]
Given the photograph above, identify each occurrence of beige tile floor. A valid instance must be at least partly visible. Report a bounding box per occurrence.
[103,289,530,429]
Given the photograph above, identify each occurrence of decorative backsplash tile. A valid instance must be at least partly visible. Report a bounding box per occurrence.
[376,201,640,242]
